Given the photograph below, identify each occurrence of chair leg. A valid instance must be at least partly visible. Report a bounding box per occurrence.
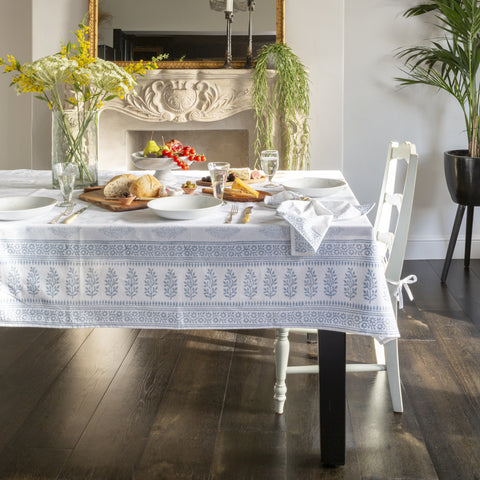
[384,338,403,413]
[465,206,474,269]
[441,204,466,283]
[273,328,290,414]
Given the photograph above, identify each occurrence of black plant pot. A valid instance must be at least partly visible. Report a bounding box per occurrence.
[444,150,480,206]
[441,150,480,283]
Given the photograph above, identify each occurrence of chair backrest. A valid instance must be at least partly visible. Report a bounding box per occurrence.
[373,141,418,307]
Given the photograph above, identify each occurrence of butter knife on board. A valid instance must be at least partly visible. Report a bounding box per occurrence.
[61,205,90,224]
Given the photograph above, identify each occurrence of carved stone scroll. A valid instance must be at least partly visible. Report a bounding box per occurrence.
[105,70,255,123]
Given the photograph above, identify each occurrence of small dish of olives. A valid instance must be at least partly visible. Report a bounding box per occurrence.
[181,180,197,195]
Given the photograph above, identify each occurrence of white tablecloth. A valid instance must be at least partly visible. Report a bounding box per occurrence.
[0,169,398,343]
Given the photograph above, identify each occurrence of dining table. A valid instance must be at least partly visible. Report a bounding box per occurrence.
[0,168,398,467]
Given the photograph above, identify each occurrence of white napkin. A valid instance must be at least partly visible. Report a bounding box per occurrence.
[276,199,334,255]
[266,191,373,255]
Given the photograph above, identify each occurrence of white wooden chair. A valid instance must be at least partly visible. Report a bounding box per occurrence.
[273,141,419,414]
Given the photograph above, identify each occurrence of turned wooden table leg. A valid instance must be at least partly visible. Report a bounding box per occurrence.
[273,328,290,414]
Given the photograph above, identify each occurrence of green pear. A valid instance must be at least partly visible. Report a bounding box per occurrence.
[143,140,160,157]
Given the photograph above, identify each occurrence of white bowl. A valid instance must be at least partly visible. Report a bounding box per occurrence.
[282,177,347,197]
[148,195,223,220]
[0,196,57,221]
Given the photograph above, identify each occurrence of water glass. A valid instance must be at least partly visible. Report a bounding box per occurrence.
[53,162,78,207]
[208,162,230,204]
[261,150,279,187]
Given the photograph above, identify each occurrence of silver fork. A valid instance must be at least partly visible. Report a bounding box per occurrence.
[49,203,75,224]
[225,203,239,223]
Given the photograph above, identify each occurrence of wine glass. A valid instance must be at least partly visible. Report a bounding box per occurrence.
[208,162,230,204]
[261,150,279,187]
[53,162,78,207]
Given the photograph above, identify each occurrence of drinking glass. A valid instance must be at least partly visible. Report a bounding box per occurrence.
[208,162,230,204]
[53,162,78,207]
[261,150,279,187]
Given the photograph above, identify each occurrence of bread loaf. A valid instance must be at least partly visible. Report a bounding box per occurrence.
[104,174,138,198]
[129,174,164,198]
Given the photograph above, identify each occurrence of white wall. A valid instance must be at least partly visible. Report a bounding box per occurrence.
[341,0,478,258]
[0,0,478,259]
[0,0,32,169]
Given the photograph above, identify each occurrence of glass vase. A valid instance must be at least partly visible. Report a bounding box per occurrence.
[51,109,99,189]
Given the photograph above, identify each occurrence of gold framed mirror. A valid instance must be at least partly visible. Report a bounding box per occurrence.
[88,0,284,68]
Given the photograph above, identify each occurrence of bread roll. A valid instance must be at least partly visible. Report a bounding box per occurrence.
[129,174,164,198]
[104,174,138,198]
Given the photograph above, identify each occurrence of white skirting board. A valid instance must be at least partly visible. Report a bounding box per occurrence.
[406,236,480,260]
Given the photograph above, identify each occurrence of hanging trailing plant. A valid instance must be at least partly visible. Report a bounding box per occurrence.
[253,43,310,170]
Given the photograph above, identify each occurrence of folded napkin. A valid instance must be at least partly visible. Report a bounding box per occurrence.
[265,191,373,255]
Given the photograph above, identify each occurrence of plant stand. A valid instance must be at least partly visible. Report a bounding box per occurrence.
[441,204,475,282]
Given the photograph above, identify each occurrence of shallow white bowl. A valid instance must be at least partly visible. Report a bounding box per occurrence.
[148,195,222,220]
[282,177,347,197]
[0,196,57,221]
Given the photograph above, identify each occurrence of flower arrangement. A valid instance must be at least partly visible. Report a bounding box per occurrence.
[0,22,159,186]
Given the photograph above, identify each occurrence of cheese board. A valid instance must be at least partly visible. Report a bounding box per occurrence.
[79,187,153,211]
[201,188,270,202]
[196,176,266,188]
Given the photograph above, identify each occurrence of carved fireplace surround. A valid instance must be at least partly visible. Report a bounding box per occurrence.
[99,69,275,170]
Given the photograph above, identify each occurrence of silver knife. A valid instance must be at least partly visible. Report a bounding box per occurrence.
[61,205,90,224]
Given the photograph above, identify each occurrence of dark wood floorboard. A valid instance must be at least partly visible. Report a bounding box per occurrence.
[0,260,480,479]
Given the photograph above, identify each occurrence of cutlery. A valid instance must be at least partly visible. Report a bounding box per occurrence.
[225,203,239,223]
[61,205,90,224]
[242,206,253,223]
[49,203,75,224]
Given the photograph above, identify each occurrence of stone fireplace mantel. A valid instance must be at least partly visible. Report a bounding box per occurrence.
[99,69,276,171]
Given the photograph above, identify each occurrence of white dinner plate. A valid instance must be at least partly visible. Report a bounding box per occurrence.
[0,196,57,221]
[282,177,347,197]
[148,195,223,220]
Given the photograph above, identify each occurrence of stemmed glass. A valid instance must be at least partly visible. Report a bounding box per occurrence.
[53,162,78,207]
[208,162,230,205]
[261,150,279,187]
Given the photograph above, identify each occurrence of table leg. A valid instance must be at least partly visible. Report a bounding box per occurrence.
[318,330,346,466]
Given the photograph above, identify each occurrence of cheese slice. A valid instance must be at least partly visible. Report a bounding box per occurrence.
[231,177,259,198]
[228,168,250,181]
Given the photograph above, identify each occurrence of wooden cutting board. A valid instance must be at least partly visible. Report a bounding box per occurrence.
[79,187,154,211]
[201,187,270,202]
[196,176,266,187]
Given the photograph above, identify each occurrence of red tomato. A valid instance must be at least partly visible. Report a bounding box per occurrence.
[190,148,196,155]
[200,155,206,162]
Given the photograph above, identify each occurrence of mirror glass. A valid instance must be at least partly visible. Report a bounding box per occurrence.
[93,0,281,66]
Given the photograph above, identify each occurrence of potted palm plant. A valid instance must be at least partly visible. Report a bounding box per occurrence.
[396,0,480,206]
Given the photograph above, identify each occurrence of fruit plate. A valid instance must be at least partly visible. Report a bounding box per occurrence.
[131,152,192,182]
[282,177,347,198]
[0,196,57,221]
[148,195,223,220]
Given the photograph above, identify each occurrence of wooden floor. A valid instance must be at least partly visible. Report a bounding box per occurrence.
[1,259,480,480]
